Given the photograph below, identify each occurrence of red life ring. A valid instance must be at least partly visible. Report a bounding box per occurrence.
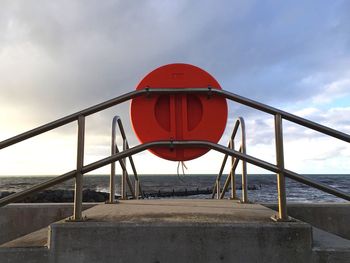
[130,63,228,161]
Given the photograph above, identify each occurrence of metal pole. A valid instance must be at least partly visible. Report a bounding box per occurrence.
[73,115,85,221]
[109,117,117,203]
[230,139,236,199]
[240,117,248,203]
[212,154,228,198]
[274,114,288,221]
[121,139,127,199]
[216,179,220,199]
[135,180,140,200]
[219,156,240,199]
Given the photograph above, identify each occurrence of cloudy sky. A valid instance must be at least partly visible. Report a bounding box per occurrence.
[0,0,349,176]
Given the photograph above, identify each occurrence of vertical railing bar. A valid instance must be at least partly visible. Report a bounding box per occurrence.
[125,142,143,197]
[230,173,235,199]
[219,174,231,199]
[219,152,241,199]
[121,139,127,199]
[212,119,242,199]
[125,170,136,198]
[73,115,85,221]
[218,155,229,176]
[211,154,229,198]
[109,117,117,203]
[135,180,140,200]
[216,179,220,199]
[274,113,288,221]
[126,143,138,175]
[115,117,141,199]
[119,139,136,199]
[117,118,127,139]
[239,117,248,203]
[230,139,236,199]
[220,162,239,199]
[115,147,136,198]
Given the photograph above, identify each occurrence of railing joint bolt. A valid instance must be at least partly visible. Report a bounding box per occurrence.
[207,86,212,99]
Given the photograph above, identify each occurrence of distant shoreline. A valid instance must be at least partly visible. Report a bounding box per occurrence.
[0,184,264,203]
[1,174,348,203]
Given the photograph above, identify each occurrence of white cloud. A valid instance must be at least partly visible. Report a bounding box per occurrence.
[312,78,350,104]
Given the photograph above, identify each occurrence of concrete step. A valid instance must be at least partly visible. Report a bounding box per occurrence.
[0,203,97,246]
[312,227,350,262]
[0,222,50,262]
[264,203,350,240]
[1,227,48,248]
[48,200,313,263]
[0,247,49,263]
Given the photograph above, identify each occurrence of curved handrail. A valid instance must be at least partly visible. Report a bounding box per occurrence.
[212,117,247,202]
[1,140,349,208]
[1,88,349,150]
[69,140,350,201]
[220,118,247,201]
[0,87,349,221]
[0,89,145,149]
[110,116,142,202]
[148,88,350,143]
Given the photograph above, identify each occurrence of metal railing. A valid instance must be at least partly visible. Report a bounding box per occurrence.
[2,140,348,204]
[109,116,142,203]
[0,87,349,222]
[212,117,248,202]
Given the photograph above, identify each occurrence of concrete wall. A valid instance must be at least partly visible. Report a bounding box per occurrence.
[0,203,96,245]
[48,222,313,263]
[264,203,350,240]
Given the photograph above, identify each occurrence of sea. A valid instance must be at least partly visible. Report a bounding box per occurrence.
[0,174,349,203]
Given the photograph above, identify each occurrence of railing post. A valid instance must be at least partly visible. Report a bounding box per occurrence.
[240,117,248,203]
[274,113,288,221]
[135,180,140,200]
[216,179,220,199]
[121,139,127,199]
[73,115,85,221]
[109,117,117,203]
[229,139,236,199]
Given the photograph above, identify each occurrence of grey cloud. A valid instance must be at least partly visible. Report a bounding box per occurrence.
[1,0,350,143]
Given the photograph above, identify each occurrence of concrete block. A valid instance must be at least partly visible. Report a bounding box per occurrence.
[264,203,350,240]
[0,247,48,263]
[49,221,312,263]
[0,203,96,245]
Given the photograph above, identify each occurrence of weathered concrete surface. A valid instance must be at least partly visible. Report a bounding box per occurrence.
[313,227,350,262]
[50,221,312,263]
[1,227,49,248]
[81,199,277,223]
[2,200,349,263]
[47,200,313,263]
[0,247,48,263]
[264,203,350,240]
[0,203,96,245]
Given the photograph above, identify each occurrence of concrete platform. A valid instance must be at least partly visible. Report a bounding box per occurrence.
[1,199,284,249]
[1,199,349,262]
[81,199,277,223]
